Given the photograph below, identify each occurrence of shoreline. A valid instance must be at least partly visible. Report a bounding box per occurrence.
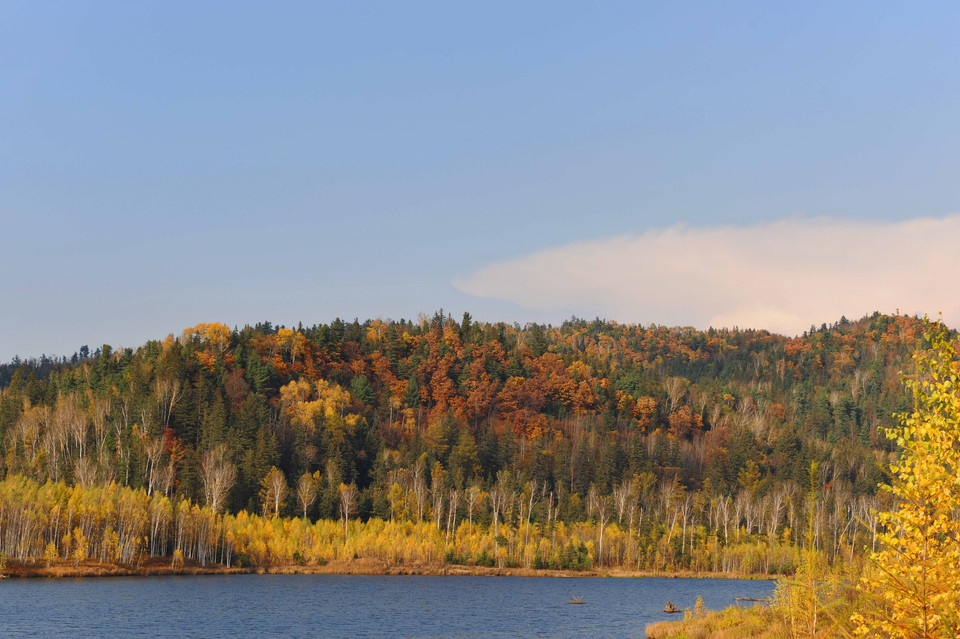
[3,558,780,581]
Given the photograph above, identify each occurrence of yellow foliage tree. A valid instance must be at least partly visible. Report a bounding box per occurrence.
[260,467,288,518]
[853,320,960,637]
[44,541,58,567]
[277,327,307,364]
[182,322,232,354]
[72,527,88,566]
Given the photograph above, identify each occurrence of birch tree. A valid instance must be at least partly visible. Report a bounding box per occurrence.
[338,482,357,538]
[260,467,287,518]
[200,445,236,512]
[297,471,320,520]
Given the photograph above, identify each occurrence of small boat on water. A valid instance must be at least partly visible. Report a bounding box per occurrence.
[663,601,681,613]
[567,595,586,604]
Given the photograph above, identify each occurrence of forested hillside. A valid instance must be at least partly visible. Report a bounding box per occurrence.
[0,312,929,573]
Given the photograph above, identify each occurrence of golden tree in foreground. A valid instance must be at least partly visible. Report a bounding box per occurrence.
[853,319,960,637]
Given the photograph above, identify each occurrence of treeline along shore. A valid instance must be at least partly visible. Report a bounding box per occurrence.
[0,312,928,578]
[0,473,787,579]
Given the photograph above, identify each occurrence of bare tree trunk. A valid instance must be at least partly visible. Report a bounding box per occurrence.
[446,489,460,544]
[339,483,357,540]
[200,445,237,513]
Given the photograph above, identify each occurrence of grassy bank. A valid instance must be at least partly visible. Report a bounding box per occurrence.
[646,604,787,639]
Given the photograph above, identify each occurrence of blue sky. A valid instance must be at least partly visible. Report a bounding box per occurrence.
[2,2,959,360]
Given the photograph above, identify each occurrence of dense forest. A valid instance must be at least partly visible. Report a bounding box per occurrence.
[650,319,960,637]
[0,312,930,574]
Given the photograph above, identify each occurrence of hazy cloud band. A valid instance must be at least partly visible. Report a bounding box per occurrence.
[454,215,960,335]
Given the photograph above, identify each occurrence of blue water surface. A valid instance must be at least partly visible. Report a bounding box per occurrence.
[0,573,775,638]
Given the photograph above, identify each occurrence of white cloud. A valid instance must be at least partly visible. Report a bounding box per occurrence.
[453,215,960,335]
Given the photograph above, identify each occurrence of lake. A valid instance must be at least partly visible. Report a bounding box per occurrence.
[0,574,776,638]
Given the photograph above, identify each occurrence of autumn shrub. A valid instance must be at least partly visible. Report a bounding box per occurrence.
[771,552,857,638]
[647,605,788,639]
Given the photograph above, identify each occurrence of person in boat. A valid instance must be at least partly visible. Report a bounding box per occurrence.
[663,601,680,613]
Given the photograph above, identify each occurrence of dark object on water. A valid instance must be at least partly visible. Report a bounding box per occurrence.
[663,601,681,613]
[567,595,586,604]
[735,597,769,602]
